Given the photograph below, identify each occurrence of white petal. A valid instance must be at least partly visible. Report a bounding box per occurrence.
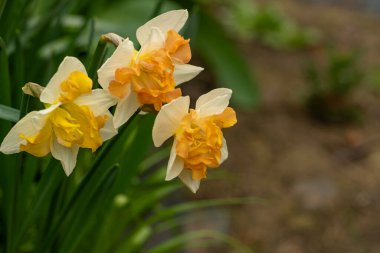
[97,38,135,90]
[100,111,118,141]
[196,88,232,110]
[165,139,184,180]
[174,64,204,86]
[50,138,79,176]
[0,103,60,155]
[179,169,200,194]
[220,137,228,164]
[138,27,165,56]
[40,57,86,104]
[0,111,47,154]
[195,88,232,118]
[73,89,117,116]
[113,88,140,128]
[136,9,188,46]
[152,96,189,147]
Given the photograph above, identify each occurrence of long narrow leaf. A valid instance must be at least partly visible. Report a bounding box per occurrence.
[0,0,7,19]
[0,38,11,107]
[146,198,261,226]
[194,11,260,108]
[57,165,119,253]
[147,229,253,253]
[0,104,19,122]
[14,159,62,246]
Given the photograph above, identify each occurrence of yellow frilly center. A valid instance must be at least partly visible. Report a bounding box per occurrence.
[20,104,107,156]
[175,107,237,180]
[108,29,191,111]
[59,71,92,102]
[19,71,107,156]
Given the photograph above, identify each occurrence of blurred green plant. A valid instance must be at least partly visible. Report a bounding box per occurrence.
[203,0,320,51]
[0,0,257,252]
[304,49,364,124]
[366,66,380,96]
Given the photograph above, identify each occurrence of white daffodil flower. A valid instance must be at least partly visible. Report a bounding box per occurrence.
[152,88,237,193]
[0,57,118,176]
[97,9,204,128]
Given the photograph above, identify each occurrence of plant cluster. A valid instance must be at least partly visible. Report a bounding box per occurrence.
[305,49,364,123]
[214,0,320,50]
[0,7,251,253]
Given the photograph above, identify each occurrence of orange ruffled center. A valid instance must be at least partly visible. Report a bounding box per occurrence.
[108,29,191,111]
[175,107,237,180]
[20,71,108,156]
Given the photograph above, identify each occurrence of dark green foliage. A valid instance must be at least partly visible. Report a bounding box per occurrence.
[0,0,256,252]
[305,49,364,124]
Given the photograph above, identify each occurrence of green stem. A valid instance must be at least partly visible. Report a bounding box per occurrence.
[0,0,7,22]
[95,111,141,166]
[19,93,30,119]
[0,37,11,107]
[14,158,61,247]
[38,110,141,253]
[57,164,119,253]
[6,160,18,253]
[13,33,25,107]
[87,19,95,53]
[87,35,109,87]
[2,35,19,253]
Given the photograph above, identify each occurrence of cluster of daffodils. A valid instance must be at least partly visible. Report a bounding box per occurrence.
[0,10,236,193]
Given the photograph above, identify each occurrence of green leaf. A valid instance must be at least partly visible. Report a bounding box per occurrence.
[113,183,181,253]
[57,165,119,253]
[14,158,62,246]
[146,198,261,227]
[194,11,260,108]
[37,164,119,253]
[86,32,109,84]
[0,0,7,18]
[0,0,29,42]
[0,37,11,107]
[0,104,19,122]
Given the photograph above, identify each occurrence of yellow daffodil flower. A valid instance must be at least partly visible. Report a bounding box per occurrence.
[0,57,117,176]
[152,88,237,193]
[97,9,204,128]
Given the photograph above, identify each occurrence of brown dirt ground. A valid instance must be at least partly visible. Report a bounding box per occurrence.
[182,1,380,252]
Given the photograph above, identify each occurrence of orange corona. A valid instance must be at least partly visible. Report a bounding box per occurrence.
[175,107,237,180]
[108,29,191,111]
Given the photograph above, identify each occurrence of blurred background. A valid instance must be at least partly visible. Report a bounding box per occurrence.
[2,0,380,252]
[189,0,380,252]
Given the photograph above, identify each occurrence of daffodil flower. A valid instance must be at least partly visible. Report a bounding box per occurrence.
[0,57,117,176]
[97,9,204,128]
[152,88,237,193]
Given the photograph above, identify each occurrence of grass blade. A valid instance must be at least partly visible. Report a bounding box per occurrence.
[0,37,11,107]
[147,229,253,253]
[87,35,109,85]
[37,111,140,252]
[14,159,62,247]
[0,0,6,18]
[0,105,19,122]
[146,198,261,226]
[57,165,119,253]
